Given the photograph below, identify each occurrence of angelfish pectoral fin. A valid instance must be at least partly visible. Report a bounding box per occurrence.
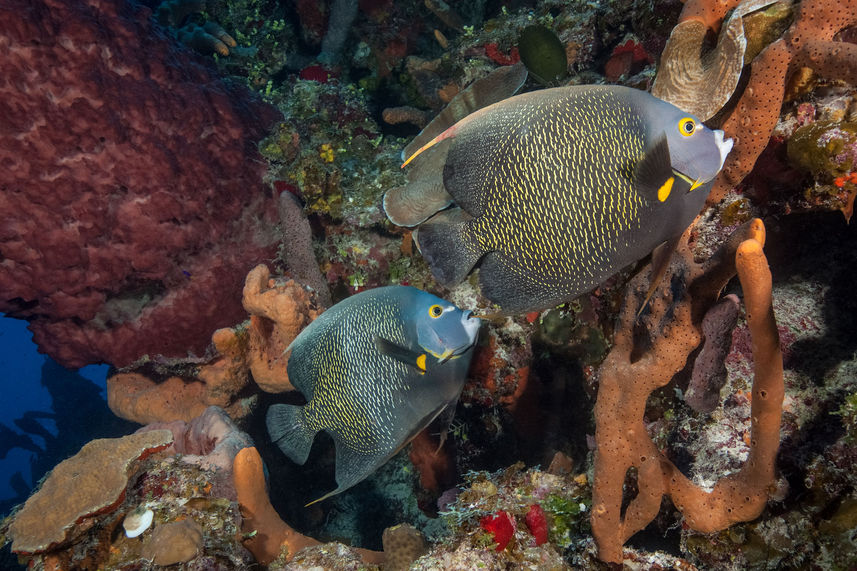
[657,176,675,202]
[634,132,675,199]
[374,336,428,374]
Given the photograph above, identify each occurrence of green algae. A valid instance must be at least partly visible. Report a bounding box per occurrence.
[518,25,568,85]
[787,121,857,177]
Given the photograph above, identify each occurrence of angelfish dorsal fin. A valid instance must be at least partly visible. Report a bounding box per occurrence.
[374,336,428,374]
[402,62,528,164]
[634,132,675,200]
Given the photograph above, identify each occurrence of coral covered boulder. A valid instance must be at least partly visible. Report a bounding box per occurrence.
[0,0,283,367]
[8,430,174,554]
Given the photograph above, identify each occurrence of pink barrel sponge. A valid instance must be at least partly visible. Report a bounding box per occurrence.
[0,0,283,367]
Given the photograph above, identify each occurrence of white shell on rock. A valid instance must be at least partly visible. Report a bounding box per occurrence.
[123,506,154,538]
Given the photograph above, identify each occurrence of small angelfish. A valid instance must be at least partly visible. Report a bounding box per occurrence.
[266,286,481,504]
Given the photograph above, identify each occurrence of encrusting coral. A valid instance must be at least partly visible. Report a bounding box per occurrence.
[657,0,857,202]
[141,518,205,566]
[6,406,261,568]
[590,218,784,563]
[382,523,429,571]
[8,430,175,554]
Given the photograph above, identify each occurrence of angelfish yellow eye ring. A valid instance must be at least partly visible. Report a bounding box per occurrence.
[678,117,696,137]
[429,304,443,318]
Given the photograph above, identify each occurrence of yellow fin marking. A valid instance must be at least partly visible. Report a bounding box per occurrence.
[657,177,674,202]
[401,138,436,168]
[416,353,427,374]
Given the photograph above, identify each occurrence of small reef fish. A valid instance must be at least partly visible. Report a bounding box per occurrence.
[384,81,733,313]
[266,286,481,504]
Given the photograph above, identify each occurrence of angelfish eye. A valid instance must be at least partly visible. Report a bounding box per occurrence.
[678,117,696,137]
[428,304,443,318]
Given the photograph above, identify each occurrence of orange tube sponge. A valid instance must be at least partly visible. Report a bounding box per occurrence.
[107,327,252,424]
[107,264,321,423]
[233,446,320,564]
[590,219,784,563]
[233,447,384,565]
[241,264,322,393]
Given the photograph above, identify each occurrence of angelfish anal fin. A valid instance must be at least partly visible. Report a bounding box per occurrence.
[374,336,428,374]
[634,132,675,200]
[637,236,680,319]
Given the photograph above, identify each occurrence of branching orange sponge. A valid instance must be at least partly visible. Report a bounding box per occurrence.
[590,219,784,563]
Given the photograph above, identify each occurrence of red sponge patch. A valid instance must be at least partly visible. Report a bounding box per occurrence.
[480,511,516,551]
[525,504,549,545]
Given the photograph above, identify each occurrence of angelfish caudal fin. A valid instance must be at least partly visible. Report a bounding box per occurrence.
[414,207,483,287]
[266,404,318,465]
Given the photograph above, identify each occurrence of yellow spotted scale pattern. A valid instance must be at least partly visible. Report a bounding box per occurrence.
[268,286,476,504]
[411,84,728,313]
[458,88,651,303]
[296,294,416,457]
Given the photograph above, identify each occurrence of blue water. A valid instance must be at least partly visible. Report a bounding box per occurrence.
[0,315,110,505]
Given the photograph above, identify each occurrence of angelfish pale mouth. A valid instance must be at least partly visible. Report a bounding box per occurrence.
[714,129,733,171]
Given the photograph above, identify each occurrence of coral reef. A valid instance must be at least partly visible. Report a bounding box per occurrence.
[8,430,175,554]
[138,406,254,498]
[6,0,857,569]
[411,463,589,569]
[6,408,259,569]
[0,0,284,368]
